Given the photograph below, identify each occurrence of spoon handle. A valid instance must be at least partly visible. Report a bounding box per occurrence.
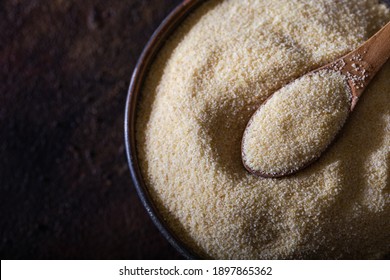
[339,21,390,107]
[354,21,390,79]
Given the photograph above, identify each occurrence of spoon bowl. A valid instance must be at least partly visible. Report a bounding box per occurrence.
[242,21,390,178]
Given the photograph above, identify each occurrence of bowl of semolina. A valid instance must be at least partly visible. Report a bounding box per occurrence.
[125,0,390,259]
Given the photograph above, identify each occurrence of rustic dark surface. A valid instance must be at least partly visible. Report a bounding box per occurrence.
[0,0,183,259]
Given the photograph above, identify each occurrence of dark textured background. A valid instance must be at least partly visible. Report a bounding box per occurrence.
[0,0,183,259]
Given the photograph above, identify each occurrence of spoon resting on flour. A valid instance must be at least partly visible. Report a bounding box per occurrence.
[241,21,390,178]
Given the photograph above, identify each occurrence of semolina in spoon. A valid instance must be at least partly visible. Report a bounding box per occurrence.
[241,21,390,178]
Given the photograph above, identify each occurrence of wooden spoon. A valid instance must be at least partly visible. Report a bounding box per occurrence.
[242,21,390,178]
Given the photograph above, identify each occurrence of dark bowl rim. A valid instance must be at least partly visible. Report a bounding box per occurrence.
[124,0,204,260]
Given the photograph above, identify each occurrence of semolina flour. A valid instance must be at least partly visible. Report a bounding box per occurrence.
[136,0,390,259]
[242,69,352,177]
